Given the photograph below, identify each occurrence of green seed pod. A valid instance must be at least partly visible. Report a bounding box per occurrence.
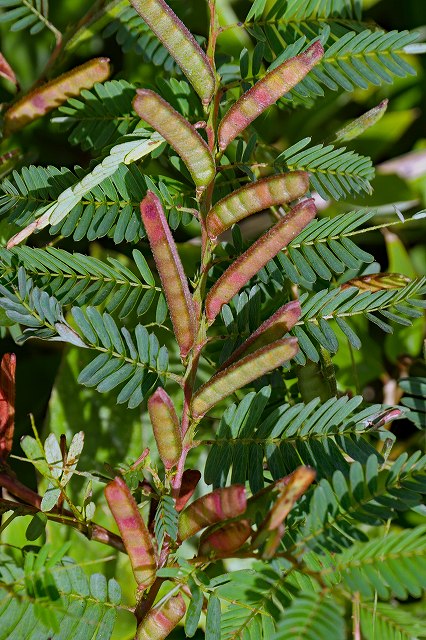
[192,337,299,419]
[220,300,301,369]
[131,0,215,104]
[199,520,251,557]
[218,42,323,150]
[136,594,186,640]
[178,485,247,540]
[133,89,215,191]
[206,172,309,238]
[4,58,110,135]
[105,477,156,588]
[148,387,182,469]
[205,199,317,322]
[140,191,196,358]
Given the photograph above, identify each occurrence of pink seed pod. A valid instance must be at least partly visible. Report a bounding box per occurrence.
[105,477,156,588]
[218,41,324,150]
[131,0,215,104]
[136,593,186,640]
[148,388,182,469]
[0,353,16,462]
[205,199,317,322]
[4,58,110,135]
[198,520,252,557]
[178,485,247,540]
[206,172,309,238]
[133,89,215,191]
[220,300,301,369]
[191,337,299,419]
[140,191,197,358]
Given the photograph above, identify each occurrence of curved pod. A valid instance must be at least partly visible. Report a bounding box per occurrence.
[205,199,317,322]
[4,58,110,135]
[131,0,215,104]
[105,477,156,588]
[218,42,324,150]
[221,299,301,369]
[133,89,215,191]
[148,387,182,468]
[140,191,196,358]
[207,172,309,238]
[136,594,186,640]
[192,337,299,418]
[178,485,247,540]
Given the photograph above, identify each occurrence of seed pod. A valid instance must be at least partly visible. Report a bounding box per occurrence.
[206,199,316,322]
[140,191,196,357]
[0,353,16,461]
[192,337,298,418]
[206,172,309,238]
[105,477,156,588]
[136,593,186,640]
[0,52,17,87]
[342,272,410,291]
[178,485,246,540]
[175,469,201,512]
[335,99,388,143]
[221,300,301,369]
[218,41,323,150]
[4,58,110,135]
[148,388,182,469]
[253,467,316,551]
[133,89,215,191]
[199,520,251,557]
[131,0,215,104]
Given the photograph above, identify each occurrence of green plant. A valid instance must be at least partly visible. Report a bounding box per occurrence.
[0,0,425,638]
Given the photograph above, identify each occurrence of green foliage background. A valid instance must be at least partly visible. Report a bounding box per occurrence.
[0,0,425,638]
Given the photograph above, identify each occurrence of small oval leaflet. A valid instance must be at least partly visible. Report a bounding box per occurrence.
[131,0,215,104]
[206,171,309,238]
[205,198,317,322]
[218,41,324,150]
[191,337,299,418]
[140,191,197,358]
[133,89,215,191]
[4,57,110,135]
[105,477,156,588]
[148,387,182,468]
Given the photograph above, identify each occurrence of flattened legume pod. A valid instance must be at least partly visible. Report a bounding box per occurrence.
[131,0,215,104]
[140,191,196,358]
[191,337,299,419]
[221,300,301,369]
[218,41,324,150]
[206,171,309,238]
[178,485,247,540]
[4,58,110,135]
[105,477,156,588]
[205,199,317,322]
[148,387,182,469]
[134,89,215,191]
[136,594,186,640]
